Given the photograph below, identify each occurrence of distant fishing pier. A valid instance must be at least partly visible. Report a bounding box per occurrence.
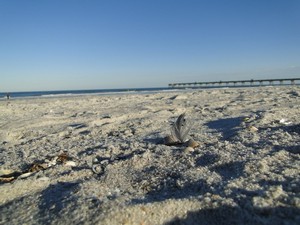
[168,78,300,88]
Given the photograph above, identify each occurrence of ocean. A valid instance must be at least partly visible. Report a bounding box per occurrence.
[1,84,297,100]
[0,87,179,100]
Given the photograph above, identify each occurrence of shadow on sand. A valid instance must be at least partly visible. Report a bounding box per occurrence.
[164,205,300,225]
[37,181,81,224]
[204,117,244,140]
[132,178,210,204]
[0,181,82,225]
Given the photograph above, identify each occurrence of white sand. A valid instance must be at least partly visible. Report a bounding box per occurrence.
[0,86,299,225]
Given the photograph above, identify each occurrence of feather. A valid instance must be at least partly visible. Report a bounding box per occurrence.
[171,113,192,143]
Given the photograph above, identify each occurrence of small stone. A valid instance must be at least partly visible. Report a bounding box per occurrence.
[102,114,112,119]
[243,117,250,122]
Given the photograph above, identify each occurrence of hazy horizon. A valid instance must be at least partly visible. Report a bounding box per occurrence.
[1,0,299,92]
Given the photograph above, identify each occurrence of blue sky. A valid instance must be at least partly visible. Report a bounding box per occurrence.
[0,0,299,91]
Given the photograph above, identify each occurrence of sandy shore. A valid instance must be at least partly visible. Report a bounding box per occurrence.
[0,86,299,225]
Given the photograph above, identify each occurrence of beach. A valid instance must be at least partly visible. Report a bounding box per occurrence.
[0,86,299,225]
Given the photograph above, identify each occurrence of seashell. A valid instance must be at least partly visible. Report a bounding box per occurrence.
[248,125,258,132]
[64,161,77,167]
[47,156,58,167]
[91,158,109,175]
[92,164,104,175]
[186,139,200,148]
[279,118,292,125]
[184,147,195,153]
[19,172,34,179]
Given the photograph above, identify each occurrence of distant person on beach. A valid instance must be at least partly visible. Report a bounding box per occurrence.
[6,93,10,100]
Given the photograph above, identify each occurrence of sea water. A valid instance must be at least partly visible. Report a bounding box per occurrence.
[0,84,296,100]
[0,87,181,100]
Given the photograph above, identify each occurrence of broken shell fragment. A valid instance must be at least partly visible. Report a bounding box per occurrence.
[19,172,34,179]
[65,161,77,167]
[279,118,292,125]
[91,158,109,175]
[186,139,200,148]
[46,157,58,167]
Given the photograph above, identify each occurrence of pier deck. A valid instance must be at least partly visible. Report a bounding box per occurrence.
[169,78,300,88]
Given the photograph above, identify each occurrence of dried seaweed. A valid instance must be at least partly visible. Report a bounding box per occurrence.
[171,113,192,143]
[0,152,75,183]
